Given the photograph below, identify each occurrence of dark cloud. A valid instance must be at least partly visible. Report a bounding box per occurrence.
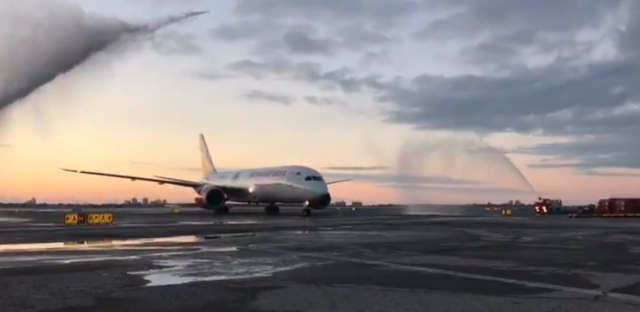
[192,71,237,80]
[416,0,625,68]
[243,89,295,105]
[323,166,389,171]
[233,0,420,25]
[215,1,640,171]
[279,28,339,55]
[210,20,390,56]
[303,96,344,106]
[578,170,640,177]
[519,134,640,170]
[225,59,384,93]
[210,19,285,41]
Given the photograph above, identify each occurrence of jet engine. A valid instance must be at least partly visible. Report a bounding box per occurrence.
[196,186,227,209]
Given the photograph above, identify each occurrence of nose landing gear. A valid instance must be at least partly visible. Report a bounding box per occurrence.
[302,208,312,217]
[302,200,312,217]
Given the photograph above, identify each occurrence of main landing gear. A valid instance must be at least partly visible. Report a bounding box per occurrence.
[264,203,312,217]
[302,208,312,217]
[214,206,230,215]
[264,204,280,215]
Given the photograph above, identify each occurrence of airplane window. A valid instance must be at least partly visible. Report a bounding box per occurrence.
[305,176,312,181]
[312,176,323,181]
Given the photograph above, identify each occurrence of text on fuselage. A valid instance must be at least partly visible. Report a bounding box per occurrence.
[250,170,287,178]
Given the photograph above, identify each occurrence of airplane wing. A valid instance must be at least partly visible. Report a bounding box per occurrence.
[60,168,251,198]
[326,179,352,185]
[59,168,201,187]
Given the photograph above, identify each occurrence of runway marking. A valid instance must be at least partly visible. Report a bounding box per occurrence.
[248,247,640,303]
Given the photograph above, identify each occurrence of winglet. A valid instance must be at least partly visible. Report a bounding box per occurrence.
[59,168,79,173]
[199,134,217,177]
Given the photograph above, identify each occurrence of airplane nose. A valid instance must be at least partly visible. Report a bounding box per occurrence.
[313,193,331,207]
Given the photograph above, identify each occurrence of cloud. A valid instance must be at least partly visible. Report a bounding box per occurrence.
[216,0,640,171]
[323,166,390,171]
[519,134,640,169]
[0,144,10,148]
[243,89,295,105]
[149,30,203,56]
[233,0,420,25]
[578,170,640,177]
[210,5,392,56]
[303,96,344,106]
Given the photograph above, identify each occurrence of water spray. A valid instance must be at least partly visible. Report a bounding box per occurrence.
[0,0,207,114]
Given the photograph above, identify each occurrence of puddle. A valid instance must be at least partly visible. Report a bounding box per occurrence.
[178,220,260,225]
[0,217,30,223]
[0,232,258,253]
[203,232,256,240]
[131,255,323,287]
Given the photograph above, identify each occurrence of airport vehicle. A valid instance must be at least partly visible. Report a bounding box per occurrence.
[534,197,563,215]
[60,134,351,217]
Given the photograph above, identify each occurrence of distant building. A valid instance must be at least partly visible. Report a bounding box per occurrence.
[333,201,347,207]
[142,197,149,205]
[131,197,139,205]
[351,201,363,207]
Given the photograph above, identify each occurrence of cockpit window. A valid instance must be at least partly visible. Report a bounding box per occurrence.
[305,176,312,181]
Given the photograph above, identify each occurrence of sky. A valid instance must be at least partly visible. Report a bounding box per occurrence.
[0,0,639,205]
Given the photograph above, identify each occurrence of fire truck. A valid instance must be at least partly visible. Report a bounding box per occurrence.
[534,197,563,215]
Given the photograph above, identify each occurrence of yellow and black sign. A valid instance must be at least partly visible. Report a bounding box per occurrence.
[86,213,114,225]
[64,213,79,225]
[501,209,512,216]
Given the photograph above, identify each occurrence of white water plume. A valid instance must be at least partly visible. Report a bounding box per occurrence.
[0,0,206,116]
[365,132,538,210]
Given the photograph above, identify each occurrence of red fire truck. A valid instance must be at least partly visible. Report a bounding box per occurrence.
[534,197,563,215]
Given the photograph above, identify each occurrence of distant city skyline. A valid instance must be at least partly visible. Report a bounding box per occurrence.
[1,1,639,205]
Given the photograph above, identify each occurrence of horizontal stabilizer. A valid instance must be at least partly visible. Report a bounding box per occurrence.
[326,179,352,185]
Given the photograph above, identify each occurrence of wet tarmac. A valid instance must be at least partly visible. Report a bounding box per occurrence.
[1,205,640,311]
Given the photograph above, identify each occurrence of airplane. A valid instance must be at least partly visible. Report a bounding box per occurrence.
[60,134,352,217]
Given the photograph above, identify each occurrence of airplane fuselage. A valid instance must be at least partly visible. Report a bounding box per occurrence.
[195,165,331,209]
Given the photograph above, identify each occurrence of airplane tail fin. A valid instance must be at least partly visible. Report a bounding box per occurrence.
[199,134,217,178]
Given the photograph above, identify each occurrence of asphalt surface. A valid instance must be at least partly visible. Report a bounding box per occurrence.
[1,205,640,312]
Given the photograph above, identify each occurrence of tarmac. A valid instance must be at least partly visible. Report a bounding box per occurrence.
[1,205,640,312]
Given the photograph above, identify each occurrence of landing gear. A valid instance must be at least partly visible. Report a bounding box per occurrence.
[214,206,230,215]
[302,208,312,217]
[264,204,280,215]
